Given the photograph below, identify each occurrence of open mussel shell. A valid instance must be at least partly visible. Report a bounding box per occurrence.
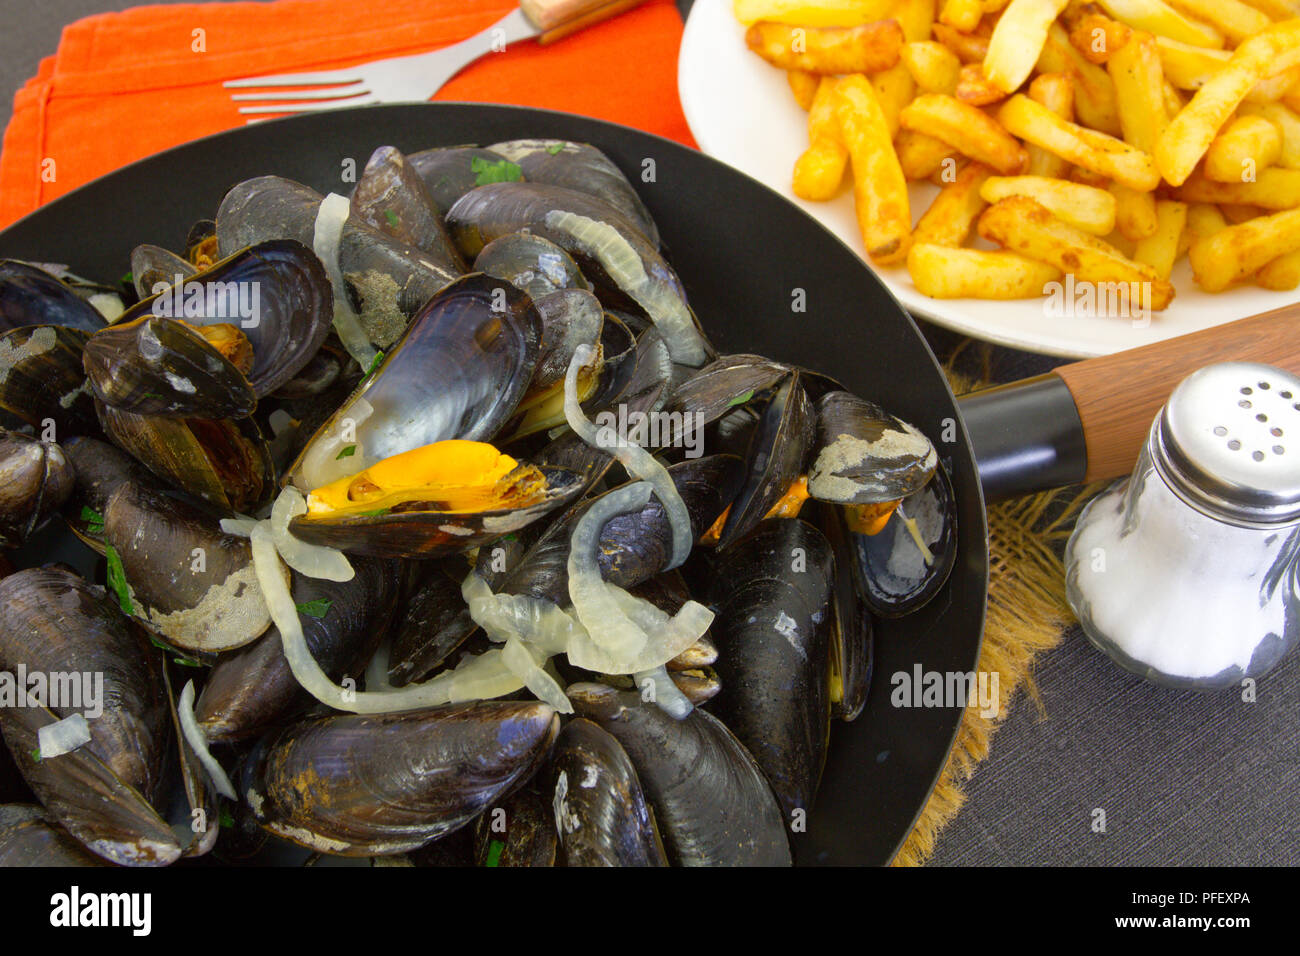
[808,391,939,505]
[0,260,107,333]
[0,805,114,866]
[548,718,668,867]
[488,140,661,247]
[664,354,791,430]
[707,519,835,818]
[851,460,957,617]
[102,480,286,653]
[196,557,399,742]
[96,401,274,513]
[130,244,197,301]
[351,146,465,274]
[217,176,459,351]
[0,430,74,548]
[716,371,815,551]
[0,567,180,866]
[474,232,592,301]
[815,502,874,722]
[83,315,257,419]
[0,325,100,436]
[61,436,154,552]
[240,700,559,857]
[285,273,542,493]
[567,683,791,866]
[472,785,556,867]
[407,145,516,217]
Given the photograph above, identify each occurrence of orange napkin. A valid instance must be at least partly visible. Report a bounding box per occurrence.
[0,0,696,230]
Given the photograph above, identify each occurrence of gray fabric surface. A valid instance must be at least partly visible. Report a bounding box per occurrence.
[1,0,1295,866]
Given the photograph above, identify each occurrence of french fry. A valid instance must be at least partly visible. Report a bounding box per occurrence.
[896,128,961,178]
[914,161,994,243]
[941,0,986,31]
[1172,167,1300,208]
[1110,181,1161,239]
[1156,40,1300,106]
[1188,207,1300,290]
[978,196,1176,307]
[1161,0,1272,45]
[895,0,940,41]
[1108,31,1167,155]
[793,79,850,200]
[1068,11,1132,64]
[1026,73,1076,177]
[745,20,905,74]
[998,93,1160,189]
[1221,202,1266,222]
[932,21,991,61]
[1163,80,1186,120]
[1204,115,1283,183]
[956,63,1010,104]
[1093,0,1224,48]
[836,75,913,264]
[901,93,1030,172]
[1038,22,1123,134]
[1235,0,1300,18]
[1155,20,1300,186]
[873,64,918,137]
[788,70,821,109]
[1131,199,1188,279]
[1237,102,1300,169]
[1104,228,1140,257]
[980,174,1118,232]
[901,41,963,93]
[732,0,898,26]
[984,0,1071,93]
[908,243,1064,296]
[1177,201,1229,254]
[1256,249,1300,290]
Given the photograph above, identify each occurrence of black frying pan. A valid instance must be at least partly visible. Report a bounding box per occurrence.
[2,103,1296,865]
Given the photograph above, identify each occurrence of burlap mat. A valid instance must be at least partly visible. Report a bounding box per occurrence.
[890,360,1109,867]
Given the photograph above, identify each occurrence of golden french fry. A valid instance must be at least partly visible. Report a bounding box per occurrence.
[836,75,912,264]
[956,63,1009,105]
[1172,167,1300,208]
[788,70,821,109]
[1163,80,1186,120]
[1177,201,1229,254]
[1236,0,1300,18]
[1155,21,1300,187]
[908,243,1063,296]
[1068,11,1132,64]
[1238,102,1300,169]
[1158,41,1300,107]
[1161,0,1271,45]
[745,20,905,74]
[978,196,1176,308]
[932,21,990,62]
[1037,22,1123,134]
[980,174,1118,232]
[1093,0,1224,48]
[873,63,917,138]
[998,93,1160,189]
[1256,248,1300,290]
[901,93,1030,172]
[1026,73,1076,177]
[1188,207,1300,290]
[1109,31,1167,155]
[1204,115,1283,183]
[1132,199,1188,279]
[941,0,986,31]
[793,78,850,200]
[896,128,961,178]
[732,0,898,26]
[914,161,993,244]
[1104,228,1140,257]
[1110,181,1161,239]
[901,40,963,93]
[1221,202,1266,222]
[984,0,1071,93]
[894,0,940,41]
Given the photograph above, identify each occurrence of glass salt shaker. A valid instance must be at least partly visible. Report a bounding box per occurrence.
[1065,362,1300,689]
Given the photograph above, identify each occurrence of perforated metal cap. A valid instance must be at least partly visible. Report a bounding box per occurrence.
[1153,362,1300,527]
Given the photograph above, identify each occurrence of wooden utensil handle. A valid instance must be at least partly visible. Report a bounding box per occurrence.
[1053,301,1300,482]
[521,0,649,44]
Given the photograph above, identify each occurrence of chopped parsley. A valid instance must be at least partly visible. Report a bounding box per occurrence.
[384,209,399,227]
[104,544,133,615]
[80,505,105,535]
[471,156,522,186]
[727,389,755,408]
[545,143,565,155]
[295,599,333,619]
[335,445,357,460]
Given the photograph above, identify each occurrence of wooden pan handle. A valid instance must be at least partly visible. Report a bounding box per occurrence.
[520,0,649,44]
[1053,301,1300,482]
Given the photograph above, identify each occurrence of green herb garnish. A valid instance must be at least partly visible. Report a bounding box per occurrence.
[219,807,235,829]
[471,156,523,186]
[356,508,389,517]
[484,839,505,867]
[384,209,399,227]
[80,505,105,535]
[296,599,333,619]
[30,748,41,762]
[727,389,755,408]
[147,633,202,668]
[362,349,385,381]
[104,544,133,615]
[335,445,357,460]
[120,271,134,287]
[545,143,565,155]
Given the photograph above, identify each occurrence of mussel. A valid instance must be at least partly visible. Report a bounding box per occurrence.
[0,260,107,333]
[472,785,556,867]
[351,146,465,274]
[0,805,112,866]
[807,391,938,504]
[0,430,74,548]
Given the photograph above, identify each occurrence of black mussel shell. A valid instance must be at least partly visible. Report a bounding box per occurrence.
[351,146,465,274]
[130,245,197,301]
[60,436,152,552]
[0,430,74,548]
[815,502,874,722]
[0,325,100,437]
[240,700,559,857]
[664,354,791,433]
[0,805,113,866]
[407,146,517,217]
[474,232,591,301]
[473,785,556,867]
[388,562,478,688]
[851,460,957,617]
[808,391,938,505]
[670,667,721,705]
[0,260,106,333]
[707,519,834,818]
[567,683,790,866]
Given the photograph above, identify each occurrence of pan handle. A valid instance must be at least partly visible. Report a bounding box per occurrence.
[959,302,1300,501]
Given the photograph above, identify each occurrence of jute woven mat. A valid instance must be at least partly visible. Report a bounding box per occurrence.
[890,361,1109,867]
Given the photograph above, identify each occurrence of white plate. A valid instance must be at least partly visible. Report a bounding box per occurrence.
[677,0,1299,358]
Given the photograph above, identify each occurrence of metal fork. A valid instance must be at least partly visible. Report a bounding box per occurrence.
[225,0,647,121]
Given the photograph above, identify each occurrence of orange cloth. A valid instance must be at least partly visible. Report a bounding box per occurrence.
[0,0,696,229]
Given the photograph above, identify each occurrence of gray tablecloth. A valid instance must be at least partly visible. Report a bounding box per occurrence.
[1,0,1295,866]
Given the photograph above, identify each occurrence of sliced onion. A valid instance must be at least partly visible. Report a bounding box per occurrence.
[270,487,354,582]
[219,517,258,538]
[446,648,525,702]
[567,590,713,674]
[177,680,237,799]
[502,638,573,714]
[567,482,654,659]
[36,714,90,759]
[633,664,693,719]
[295,397,374,492]
[564,346,692,569]
[313,192,377,369]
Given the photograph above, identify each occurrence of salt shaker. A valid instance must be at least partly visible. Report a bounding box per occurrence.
[1065,362,1300,689]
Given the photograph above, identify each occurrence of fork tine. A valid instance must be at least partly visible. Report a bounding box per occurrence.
[224,68,365,89]
[237,94,374,115]
[229,83,369,102]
